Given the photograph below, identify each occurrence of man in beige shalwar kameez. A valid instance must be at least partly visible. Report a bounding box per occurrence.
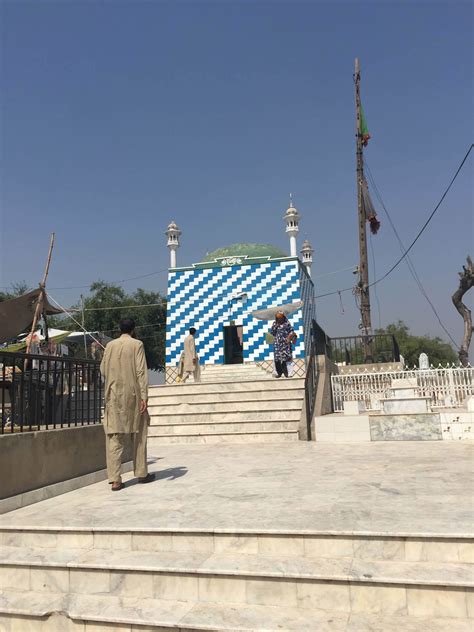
[100,318,155,491]
[178,327,201,383]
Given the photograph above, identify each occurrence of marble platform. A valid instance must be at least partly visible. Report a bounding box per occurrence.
[1,442,472,535]
[0,443,472,630]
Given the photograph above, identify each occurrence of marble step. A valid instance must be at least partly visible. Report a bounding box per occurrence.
[148,420,300,435]
[149,409,302,424]
[369,414,442,441]
[148,398,303,415]
[2,528,472,563]
[148,430,300,445]
[1,590,471,632]
[1,546,472,614]
[149,379,304,397]
[148,388,304,406]
[380,397,431,415]
[391,387,419,399]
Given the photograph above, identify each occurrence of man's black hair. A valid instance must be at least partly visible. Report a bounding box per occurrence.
[189,327,197,335]
[120,318,136,334]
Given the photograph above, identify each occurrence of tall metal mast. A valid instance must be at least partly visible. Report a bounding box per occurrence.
[354,58,373,353]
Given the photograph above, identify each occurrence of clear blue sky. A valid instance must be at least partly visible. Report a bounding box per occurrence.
[1,1,472,345]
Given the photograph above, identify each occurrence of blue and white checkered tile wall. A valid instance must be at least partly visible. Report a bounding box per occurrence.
[166,260,310,366]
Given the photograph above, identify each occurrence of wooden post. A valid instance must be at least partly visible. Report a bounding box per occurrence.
[354,58,373,361]
[25,233,55,356]
[81,294,88,359]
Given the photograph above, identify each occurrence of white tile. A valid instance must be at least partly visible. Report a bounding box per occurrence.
[132,533,173,552]
[350,585,407,615]
[0,566,30,591]
[246,578,297,607]
[172,534,214,553]
[297,581,350,611]
[214,535,259,554]
[198,576,246,603]
[407,587,468,618]
[258,535,304,556]
[31,568,69,593]
[110,571,154,598]
[70,569,110,594]
[93,533,131,550]
[153,573,199,601]
[304,537,353,558]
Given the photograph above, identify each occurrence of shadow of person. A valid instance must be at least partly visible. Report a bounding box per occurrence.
[124,466,188,488]
[155,466,188,481]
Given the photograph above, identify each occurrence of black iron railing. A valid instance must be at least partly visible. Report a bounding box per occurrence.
[0,351,102,434]
[304,320,320,440]
[329,334,400,365]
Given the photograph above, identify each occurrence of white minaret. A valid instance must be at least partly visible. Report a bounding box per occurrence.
[166,221,181,268]
[284,194,300,257]
[301,239,314,277]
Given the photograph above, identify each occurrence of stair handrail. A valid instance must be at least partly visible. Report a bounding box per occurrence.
[304,320,320,441]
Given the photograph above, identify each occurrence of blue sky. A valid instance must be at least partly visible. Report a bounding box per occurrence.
[1,1,472,345]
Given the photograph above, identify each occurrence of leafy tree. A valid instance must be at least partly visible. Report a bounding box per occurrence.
[375,320,458,367]
[0,281,30,302]
[60,282,167,371]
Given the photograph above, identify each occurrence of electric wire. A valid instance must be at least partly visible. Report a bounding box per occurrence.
[364,158,460,348]
[314,144,473,300]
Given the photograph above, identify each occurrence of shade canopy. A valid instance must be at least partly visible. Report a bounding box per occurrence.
[0,289,64,344]
[251,300,304,321]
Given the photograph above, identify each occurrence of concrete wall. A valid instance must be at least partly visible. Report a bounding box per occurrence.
[314,355,339,417]
[0,425,131,499]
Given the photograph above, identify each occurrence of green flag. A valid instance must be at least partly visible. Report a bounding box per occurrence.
[360,105,371,146]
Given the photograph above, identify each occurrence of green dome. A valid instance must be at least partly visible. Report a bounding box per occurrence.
[203,243,287,262]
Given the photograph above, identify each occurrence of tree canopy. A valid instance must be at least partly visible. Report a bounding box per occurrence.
[55,282,167,371]
[375,321,458,367]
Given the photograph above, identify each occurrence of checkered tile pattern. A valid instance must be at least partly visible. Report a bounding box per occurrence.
[166,260,311,366]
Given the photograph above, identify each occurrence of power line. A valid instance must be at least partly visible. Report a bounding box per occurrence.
[368,143,473,290]
[48,268,168,291]
[315,144,473,301]
[84,301,167,312]
[364,158,460,348]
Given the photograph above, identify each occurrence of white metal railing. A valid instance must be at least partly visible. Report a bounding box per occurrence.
[331,366,474,412]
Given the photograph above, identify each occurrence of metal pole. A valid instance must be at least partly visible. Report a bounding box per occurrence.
[354,59,373,361]
[81,294,88,359]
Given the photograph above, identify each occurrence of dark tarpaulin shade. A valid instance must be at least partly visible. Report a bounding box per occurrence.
[0,289,64,344]
[251,300,304,321]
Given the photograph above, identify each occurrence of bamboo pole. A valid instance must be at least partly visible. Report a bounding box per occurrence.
[25,233,55,356]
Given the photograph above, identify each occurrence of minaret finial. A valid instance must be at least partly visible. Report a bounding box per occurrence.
[165,221,182,269]
[289,192,293,208]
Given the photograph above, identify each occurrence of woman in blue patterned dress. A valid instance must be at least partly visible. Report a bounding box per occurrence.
[270,311,297,378]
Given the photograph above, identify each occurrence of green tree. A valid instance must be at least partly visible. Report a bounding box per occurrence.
[375,320,458,367]
[0,281,30,302]
[60,282,167,371]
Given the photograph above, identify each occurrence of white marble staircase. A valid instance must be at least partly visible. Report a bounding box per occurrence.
[148,368,305,444]
[0,525,472,630]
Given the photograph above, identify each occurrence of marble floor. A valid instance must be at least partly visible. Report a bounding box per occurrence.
[1,442,473,536]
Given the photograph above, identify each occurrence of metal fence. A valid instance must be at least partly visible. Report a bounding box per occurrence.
[0,351,103,433]
[329,334,400,365]
[331,366,474,412]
